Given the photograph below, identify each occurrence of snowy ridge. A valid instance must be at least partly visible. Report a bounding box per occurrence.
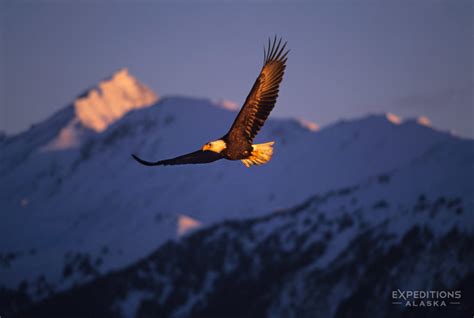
[0,72,472,317]
[1,69,157,172]
[13,173,473,317]
[74,69,158,132]
[41,69,157,151]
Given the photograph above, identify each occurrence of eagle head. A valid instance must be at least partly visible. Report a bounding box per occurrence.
[202,140,227,153]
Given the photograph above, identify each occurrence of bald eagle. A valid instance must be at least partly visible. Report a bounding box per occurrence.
[132,37,289,168]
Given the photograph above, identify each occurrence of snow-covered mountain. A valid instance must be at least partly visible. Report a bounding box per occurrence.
[1,70,472,317]
[15,178,474,318]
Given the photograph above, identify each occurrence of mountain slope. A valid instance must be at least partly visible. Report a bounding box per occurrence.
[0,70,472,309]
[0,69,157,172]
[14,162,474,317]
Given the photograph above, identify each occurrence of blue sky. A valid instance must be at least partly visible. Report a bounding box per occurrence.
[1,0,472,137]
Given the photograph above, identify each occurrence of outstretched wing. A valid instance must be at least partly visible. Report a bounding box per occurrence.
[132,150,223,166]
[226,36,289,145]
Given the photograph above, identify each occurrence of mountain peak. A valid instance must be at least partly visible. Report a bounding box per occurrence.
[385,112,433,128]
[416,115,432,127]
[74,68,158,132]
[385,112,402,125]
[297,118,320,131]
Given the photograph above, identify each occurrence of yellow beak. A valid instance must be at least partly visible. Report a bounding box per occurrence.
[202,144,211,151]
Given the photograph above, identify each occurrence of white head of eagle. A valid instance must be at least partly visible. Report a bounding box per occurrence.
[202,140,227,153]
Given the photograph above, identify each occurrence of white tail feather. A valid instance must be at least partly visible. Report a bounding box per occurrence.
[241,141,275,167]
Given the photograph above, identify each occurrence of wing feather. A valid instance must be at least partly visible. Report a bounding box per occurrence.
[226,37,289,144]
[132,150,223,166]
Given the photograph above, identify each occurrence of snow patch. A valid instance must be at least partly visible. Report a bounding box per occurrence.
[116,290,153,318]
[41,119,82,151]
[172,271,218,317]
[214,99,240,111]
[20,198,29,208]
[417,116,432,127]
[386,113,402,125]
[298,118,319,131]
[178,215,202,236]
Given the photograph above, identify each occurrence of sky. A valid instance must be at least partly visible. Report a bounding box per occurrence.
[0,0,472,137]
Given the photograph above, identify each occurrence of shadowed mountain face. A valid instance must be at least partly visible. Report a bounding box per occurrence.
[1,71,472,317]
[13,184,474,318]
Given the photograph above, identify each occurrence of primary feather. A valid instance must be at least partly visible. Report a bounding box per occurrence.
[226,36,289,145]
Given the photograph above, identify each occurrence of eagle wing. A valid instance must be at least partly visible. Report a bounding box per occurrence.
[225,37,289,145]
[132,150,223,166]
